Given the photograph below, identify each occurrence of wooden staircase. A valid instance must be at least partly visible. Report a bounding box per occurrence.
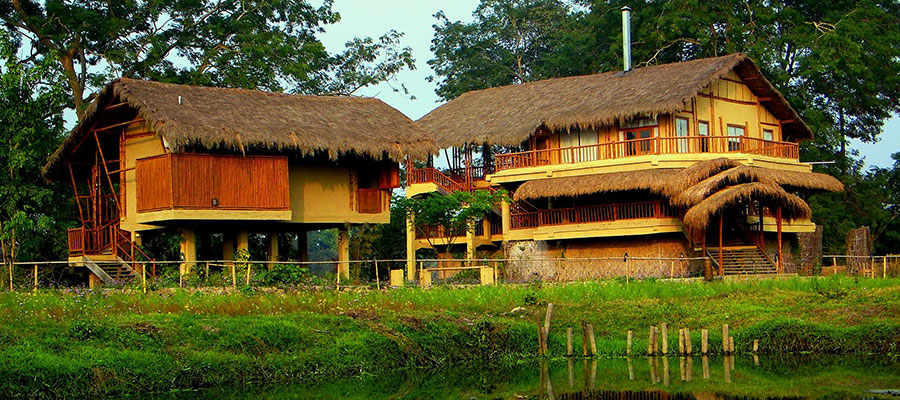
[707,245,776,275]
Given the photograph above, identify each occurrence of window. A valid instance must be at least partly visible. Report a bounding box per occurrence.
[698,121,709,152]
[726,125,745,151]
[559,128,598,162]
[763,129,774,141]
[675,117,690,153]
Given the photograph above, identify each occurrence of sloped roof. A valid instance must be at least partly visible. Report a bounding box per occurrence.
[45,78,437,174]
[418,54,812,147]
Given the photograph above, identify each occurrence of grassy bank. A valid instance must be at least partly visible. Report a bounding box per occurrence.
[1,276,899,398]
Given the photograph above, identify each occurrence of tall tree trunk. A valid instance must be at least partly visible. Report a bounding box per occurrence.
[60,50,87,121]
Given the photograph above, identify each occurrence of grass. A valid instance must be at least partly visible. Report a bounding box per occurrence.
[1,275,899,398]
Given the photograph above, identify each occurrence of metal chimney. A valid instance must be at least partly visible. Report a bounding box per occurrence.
[621,6,632,72]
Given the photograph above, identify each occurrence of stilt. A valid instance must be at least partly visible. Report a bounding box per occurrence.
[223,235,235,262]
[267,233,279,270]
[236,230,249,256]
[297,231,308,262]
[337,224,350,279]
[718,214,724,276]
[776,206,783,273]
[179,228,197,275]
[406,215,416,282]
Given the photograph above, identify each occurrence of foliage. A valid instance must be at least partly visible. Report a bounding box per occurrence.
[0,30,70,287]
[1,0,416,120]
[397,189,509,258]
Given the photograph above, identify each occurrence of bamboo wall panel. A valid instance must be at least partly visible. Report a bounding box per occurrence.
[136,154,289,212]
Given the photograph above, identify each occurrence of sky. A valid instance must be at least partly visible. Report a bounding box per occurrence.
[316,0,899,170]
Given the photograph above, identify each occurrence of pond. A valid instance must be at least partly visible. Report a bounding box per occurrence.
[141,355,900,399]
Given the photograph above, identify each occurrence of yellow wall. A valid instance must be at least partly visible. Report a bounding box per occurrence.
[121,121,166,233]
[288,163,390,224]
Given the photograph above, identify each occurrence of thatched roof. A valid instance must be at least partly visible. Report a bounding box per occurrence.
[661,158,743,198]
[44,78,437,174]
[513,169,675,201]
[670,165,844,207]
[682,183,812,231]
[418,53,812,147]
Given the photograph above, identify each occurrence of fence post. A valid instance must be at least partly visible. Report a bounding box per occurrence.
[33,264,38,294]
[246,261,251,286]
[884,256,888,279]
[374,259,380,289]
[231,262,236,288]
[142,262,147,294]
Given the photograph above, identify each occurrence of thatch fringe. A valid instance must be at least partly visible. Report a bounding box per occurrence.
[682,183,811,231]
[44,78,437,175]
[672,165,844,207]
[513,169,675,201]
[418,54,812,148]
[661,158,743,198]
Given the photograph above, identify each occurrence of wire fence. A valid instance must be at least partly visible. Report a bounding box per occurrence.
[1,254,898,292]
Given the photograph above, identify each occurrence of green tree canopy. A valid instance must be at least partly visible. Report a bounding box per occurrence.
[2,0,415,120]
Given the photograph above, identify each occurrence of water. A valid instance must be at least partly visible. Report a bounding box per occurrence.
[143,355,900,399]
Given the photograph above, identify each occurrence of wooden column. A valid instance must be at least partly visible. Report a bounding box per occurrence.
[718,214,724,276]
[337,225,350,279]
[702,230,712,280]
[776,206,783,273]
[180,228,197,275]
[501,200,511,235]
[465,221,476,261]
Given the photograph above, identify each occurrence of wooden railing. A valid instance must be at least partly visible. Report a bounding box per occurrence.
[510,200,675,230]
[407,167,468,193]
[494,136,800,172]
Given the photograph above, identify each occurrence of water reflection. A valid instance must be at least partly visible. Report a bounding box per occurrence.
[147,355,900,399]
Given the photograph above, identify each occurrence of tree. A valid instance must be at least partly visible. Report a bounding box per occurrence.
[428,0,573,100]
[397,190,508,259]
[0,30,70,288]
[2,0,415,121]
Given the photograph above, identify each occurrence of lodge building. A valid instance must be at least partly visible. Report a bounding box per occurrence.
[406,53,843,280]
[43,79,435,286]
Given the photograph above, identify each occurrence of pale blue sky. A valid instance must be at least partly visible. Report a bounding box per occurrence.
[317,0,899,169]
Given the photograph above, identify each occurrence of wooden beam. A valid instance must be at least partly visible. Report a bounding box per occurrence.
[103,102,129,111]
[780,119,795,124]
[67,162,85,224]
[92,130,121,214]
[94,118,145,132]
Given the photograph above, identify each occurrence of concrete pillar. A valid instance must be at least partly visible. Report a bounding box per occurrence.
[501,200,511,235]
[337,225,350,279]
[223,235,235,262]
[180,228,197,275]
[236,230,249,259]
[297,231,308,262]
[466,221,476,260]
[406,215,416,281]
[267,233,279,270]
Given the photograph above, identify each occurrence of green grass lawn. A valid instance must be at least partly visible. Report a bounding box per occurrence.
[1,275,899,398]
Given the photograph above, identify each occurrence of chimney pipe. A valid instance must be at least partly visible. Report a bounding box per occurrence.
[621,6,632,72]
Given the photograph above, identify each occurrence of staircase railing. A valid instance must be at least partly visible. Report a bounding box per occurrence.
[112,226,157,278]
[757,244,777,269]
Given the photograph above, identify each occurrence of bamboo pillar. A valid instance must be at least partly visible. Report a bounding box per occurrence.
[406,215,416,282]
[179,228,197,275]
[223,235,235,262]
[267,233,279,270]
[501,200,511,235]
[776,206,783,273]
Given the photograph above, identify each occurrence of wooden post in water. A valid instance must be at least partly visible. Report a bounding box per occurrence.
[685,328,692,355]
[648,326,657,356]
[701,329,708,354]
[587,324,597,356]
[729,336,735,354]
[536,312,544,357]
[581,320,589,357]
[752,339,759,353]
[722,324,730,354]
[543,303,554,354]
[678,328,685,355]
[566,327,573,357]
[702,355,710,379]
[660,323,669,355]
[626,330,633,356]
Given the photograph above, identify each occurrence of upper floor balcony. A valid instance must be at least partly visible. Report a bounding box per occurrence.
[493,135,799,173]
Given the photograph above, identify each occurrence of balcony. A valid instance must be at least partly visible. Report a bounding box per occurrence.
[511,200,677,229]
[494,136,799,172]
[135,153,291,223]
